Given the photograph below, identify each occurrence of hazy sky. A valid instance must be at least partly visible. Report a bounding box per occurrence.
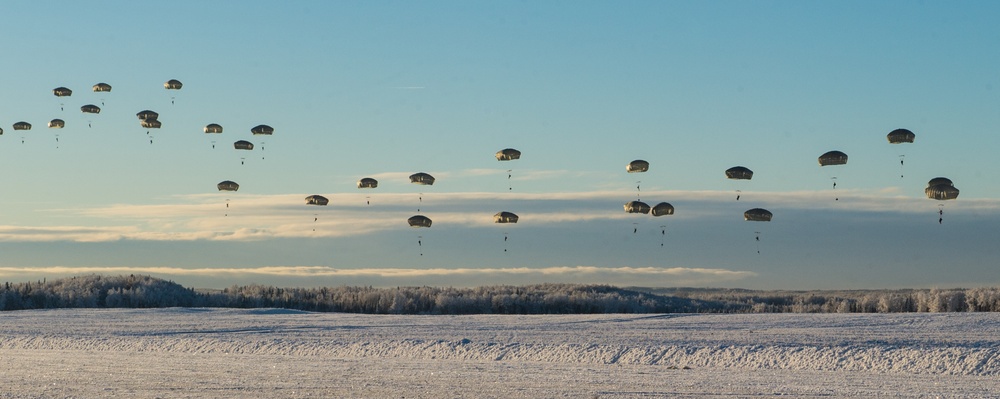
[2,1,999,289]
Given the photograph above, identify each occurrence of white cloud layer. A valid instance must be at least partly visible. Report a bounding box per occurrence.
[5,186,998,243]
[0,265,756,288]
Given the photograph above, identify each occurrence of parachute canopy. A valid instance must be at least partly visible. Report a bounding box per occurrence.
[92,83,112,92]
[887,128,915,144]
[136,110,159,120]
[818,151,848,166]
[926,184,959,201]
[495,148,521,161]
[494,211,519,223]
[624,200,651,214]
[305,195,329,206]
[725,166,753,180]
[357,177,378,189]
[141,119,161,129]
[204,124,223,134]
[651,202,675,216]
[251,125,274,135]
[48,119,65,128]
[217,181,239,191]
[53,87,72,97]
[627,160,649,173]
[234,140,254,150]
[81,104,101,114]
[13,122,31,130]
[409,172,435,185]
[164,79,183,90]
[744,208,773,222]
[927,177,953,187]
[408,215,432,228]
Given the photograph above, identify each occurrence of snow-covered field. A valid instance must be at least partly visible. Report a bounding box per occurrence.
[1,309,999,398]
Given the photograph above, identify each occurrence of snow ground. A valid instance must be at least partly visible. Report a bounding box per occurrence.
[1,309,999,398]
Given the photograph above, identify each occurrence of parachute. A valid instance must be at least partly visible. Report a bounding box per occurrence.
[305,195,329,206]
[744,208,772,254]
[81,104,101,114]
[494,211,519,252]
[818,151,848,166]
[52,87,72,97]
[495,148,521,161]
[926,184,959,201]
[887,128,915,144]
[136,110,159,121]
[163,79,183,90]
[819,151,848,200]
[48,120,64,147]
[357,177,378,204]
[651,202,674,217]
[234,140,254,150]
[164,79,182,104]
[141,119,161,144]
[725,166,753,180]
[925,178,959,224]
[217,181,239,191]
[12,122,29,143]
[305,195,329,230]
[204,124,223,148]
[744,208,773,222]
[410,173,435,211]
[92,83,112,92]
[725,166,753,200]
[625,201,651,233]
[494,211,519,223]
[217,181,239,216]
[651,203,674,246]
[496,148,521,190]
[624,201,651,214]
[204,124,223,133]
[887,129,915,177]
[251,125,274,135]
[408,215,433,227]
[409,172,435,185]
[626,160,649,173]
[53,87,71,110]
[407,215,432,255]
[140,119,161,128]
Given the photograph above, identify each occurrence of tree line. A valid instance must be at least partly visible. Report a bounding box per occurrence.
[3,274,1000,313]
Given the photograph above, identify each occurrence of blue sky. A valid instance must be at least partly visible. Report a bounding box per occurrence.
[1,1,999,289]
